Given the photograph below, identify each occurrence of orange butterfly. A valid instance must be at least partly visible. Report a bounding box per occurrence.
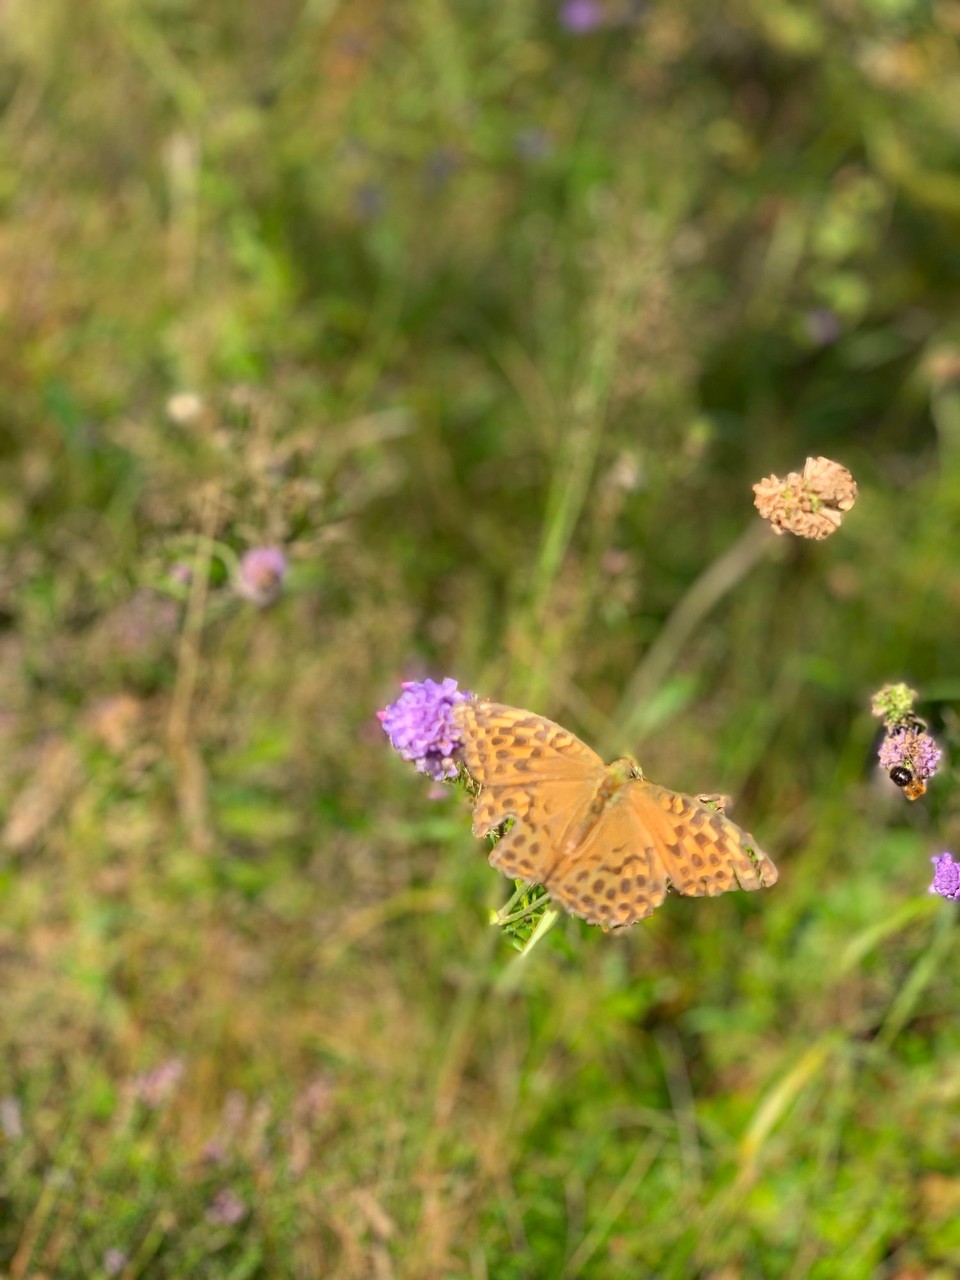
[453,700,778,929]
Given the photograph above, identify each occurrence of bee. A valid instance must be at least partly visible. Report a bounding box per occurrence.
[889,764,927,801]
[902,712,929,735]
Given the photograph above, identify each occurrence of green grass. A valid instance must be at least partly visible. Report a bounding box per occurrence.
[2,1,960,1275]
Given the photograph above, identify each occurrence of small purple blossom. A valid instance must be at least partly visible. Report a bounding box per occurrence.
[930,853,960,901]
[132,1057,185,1108]
[169,561,193,588]
[803,308,841,347]
[353,182,385,221]
[560,0,604,32]
[378,678,473,782]
[236,547,288,608]
[103,590,180,658]
[423,147,461,192]
[515,127,554,161]
[878,728,942,781]
[202,1138,227,1165]
[103,1249,128,1277]
[206,1187,247,1226]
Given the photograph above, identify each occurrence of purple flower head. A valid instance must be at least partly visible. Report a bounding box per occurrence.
[878,728,942,781]
[169,561,193,588]
[353,182,385,221]
[378,677,473,782]
[103,1250,128,1278]
[803,308,841,347]
[206,1187,247,1227]
[930,853,960,901]
[132,1057,185,1108]
[515,127,554,161]
[560,0,604,33]
[236,547,288,608]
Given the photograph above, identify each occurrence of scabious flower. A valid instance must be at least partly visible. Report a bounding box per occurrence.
[870,682,941,797]
[560,0,604,32]
[103,1250,128,1277]
[169,561,193,589]
[101,589,180,659]
[132,1057,185,1108]
[206,1187,247,1226]
[236,547,288,608]
[514,127,554,161]
[878,728,942,782]
[803,308,841,347]
[378,677,473,782]
[930,853,960,901]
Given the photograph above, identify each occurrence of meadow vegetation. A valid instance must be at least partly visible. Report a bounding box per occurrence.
[1,0,960,1275]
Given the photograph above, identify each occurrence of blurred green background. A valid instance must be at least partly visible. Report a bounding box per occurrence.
[2,0,960,1276]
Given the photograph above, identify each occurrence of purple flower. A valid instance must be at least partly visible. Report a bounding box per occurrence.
[515,127,554,161]
[878,728,942,781]
[353,182,385,221]
[236,547,288,608]
[102,590,180,658]
[169,561,193,588]
[423,147,461,192]
[560,0,604,32]
[132,1057,185,1108]
[103,1250,128,1277]
[803,308,841,347]
[378,678,473,782]
[930,853,960,901]
[206,1187,247,1226]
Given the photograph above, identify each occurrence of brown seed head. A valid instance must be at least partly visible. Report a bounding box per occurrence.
[752,455,857,540]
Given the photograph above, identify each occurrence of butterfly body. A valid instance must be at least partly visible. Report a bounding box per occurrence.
[453,700,778,929]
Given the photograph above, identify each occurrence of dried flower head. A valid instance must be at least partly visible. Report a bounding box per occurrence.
[236,547,288,608]
[753,456,857,540]
[166,391,204,425]
[378,677,473,782]
[930,853,960,901]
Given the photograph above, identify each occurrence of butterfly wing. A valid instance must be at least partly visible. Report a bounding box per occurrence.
[452,700,603,882]
[545,800,668,928]
[627,780,779,897]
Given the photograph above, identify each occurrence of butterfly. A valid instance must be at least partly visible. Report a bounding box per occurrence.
[452,700,778,929]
